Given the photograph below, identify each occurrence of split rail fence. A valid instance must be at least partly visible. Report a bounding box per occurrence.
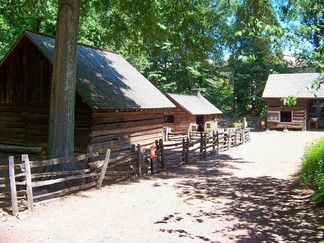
[0,128,250,216]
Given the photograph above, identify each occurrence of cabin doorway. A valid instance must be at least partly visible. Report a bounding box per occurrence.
[196,115,204,131]
[308,100,324,128]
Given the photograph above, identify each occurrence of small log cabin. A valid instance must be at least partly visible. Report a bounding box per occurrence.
[262,73,324,130]
[164,89,222,132]
[0,30,175,155]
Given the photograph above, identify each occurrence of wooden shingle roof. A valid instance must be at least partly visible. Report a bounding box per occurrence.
[262,73,324,99]
[22,31,175,110]
[166,92,222,115]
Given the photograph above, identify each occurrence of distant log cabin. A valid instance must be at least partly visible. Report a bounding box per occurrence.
[0,30,175,155]
[164,89,222,132]
[262,73,324,130]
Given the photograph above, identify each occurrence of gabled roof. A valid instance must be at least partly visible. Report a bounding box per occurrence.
[2,30,175,110]
[262,73,324,99]
[166,92,222,115]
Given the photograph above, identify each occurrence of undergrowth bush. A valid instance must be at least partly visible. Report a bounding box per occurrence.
[299,137,324,205]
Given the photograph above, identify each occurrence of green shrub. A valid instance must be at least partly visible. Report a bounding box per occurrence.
[300,137,324,205]
[231,122,243,128]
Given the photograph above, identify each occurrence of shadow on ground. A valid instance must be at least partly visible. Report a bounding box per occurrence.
[153,154,324,242]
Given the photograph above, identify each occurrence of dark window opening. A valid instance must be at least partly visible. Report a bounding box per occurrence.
[164,115,175,123]
[280,111,292,122]
[196,115,204,131]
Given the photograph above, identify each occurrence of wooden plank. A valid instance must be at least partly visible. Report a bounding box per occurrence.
[31,173,99,188]
[96,149,111,189]
[105,169,136,176]
[33,181,96,200]
[29,169,92,180]
[0,144,46,155]
[28,152,99,168]
[8,156,18,216]
[137,144,141,178]
[107,157,137,169]
[21,154,34,212]
[90,124,162,137]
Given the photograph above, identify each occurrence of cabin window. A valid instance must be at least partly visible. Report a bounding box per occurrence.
[268,111,279,121]
[280,111,292,122]
[164,115,175,123]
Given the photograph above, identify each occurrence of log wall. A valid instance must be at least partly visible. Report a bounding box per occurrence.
[266,99,308,130]
[0,100,91,155]
[164,106,217,132]
[89,110,165,153]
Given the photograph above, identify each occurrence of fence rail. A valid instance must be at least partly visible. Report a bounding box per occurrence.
[1,128,250,216]
[162,128,251,166]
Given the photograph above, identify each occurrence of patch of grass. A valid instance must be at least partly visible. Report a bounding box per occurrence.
[299,137,324,205]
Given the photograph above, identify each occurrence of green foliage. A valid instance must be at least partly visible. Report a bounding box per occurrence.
[206,78,234,115]
[300,138,324,205]
[0,0,57,58]
[227,0,287,115]
[231,121,242,128]
[259,106,268,121]
[281,96,297,106]
[279,0,324,69]
[0,0,323,117]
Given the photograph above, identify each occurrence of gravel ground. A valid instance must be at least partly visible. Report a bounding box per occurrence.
[1,130,324,242]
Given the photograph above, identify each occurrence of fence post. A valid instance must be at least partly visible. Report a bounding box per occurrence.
[212,130,216,152]
[216,131,220,154]
[203,133,207,159]
[21,154,34,212]
[165,127,170,141]
[8,156,18,216]
[159,139,166,171]
[242,128,245,144]
[228,129,231,150]
[182,137,186,164]
[96,149,111,189]
[234,128,240,147]
[136,144,142,178]
[199,132,203,160]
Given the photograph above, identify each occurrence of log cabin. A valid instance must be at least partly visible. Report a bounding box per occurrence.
[262,73,324,130]
[164,89,222,132]
[0,30,175,155]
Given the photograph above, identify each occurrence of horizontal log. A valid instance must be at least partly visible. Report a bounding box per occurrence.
[90,124,162,137]
[109,152,137,163]
[163,142,183,147]
[108,158,137,169]
[29,169,92,180]
[92,117,162,130]
[33,181,96,200]
[29,152,99,168]
[31,173,99,188]
[164,150,182,157]
[0,144,46,155]
[105,169,136,176]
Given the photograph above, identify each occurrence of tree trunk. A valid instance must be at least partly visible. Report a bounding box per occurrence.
[48,0,80,165]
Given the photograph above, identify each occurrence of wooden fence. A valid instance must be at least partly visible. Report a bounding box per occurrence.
[1,128,250,216]
[5,152,110,216]
[162,128,251,166]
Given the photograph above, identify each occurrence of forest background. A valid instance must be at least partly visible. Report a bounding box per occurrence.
[0,0,323,118]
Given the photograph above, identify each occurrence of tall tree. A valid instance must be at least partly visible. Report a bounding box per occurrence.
[279,0,324,70]
[146,0,230,93]
[227,0,283,115]
[48,0,80,160]
[0,0,57,59]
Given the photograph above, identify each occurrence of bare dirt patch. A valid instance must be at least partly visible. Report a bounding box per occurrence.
[1,131,324,242]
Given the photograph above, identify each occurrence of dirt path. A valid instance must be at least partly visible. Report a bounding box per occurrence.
[1,131,324,242]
